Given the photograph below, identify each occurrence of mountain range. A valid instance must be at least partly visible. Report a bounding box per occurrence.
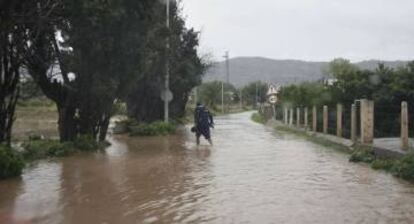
[203,57,409,87]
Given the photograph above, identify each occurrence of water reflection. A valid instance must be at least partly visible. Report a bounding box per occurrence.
[1,112,414,223]
[0,162,63,224]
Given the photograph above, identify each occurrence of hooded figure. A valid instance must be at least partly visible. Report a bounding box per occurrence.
[194,102,214,145]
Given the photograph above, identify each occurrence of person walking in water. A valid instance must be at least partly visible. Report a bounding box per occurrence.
[194,102,214,145]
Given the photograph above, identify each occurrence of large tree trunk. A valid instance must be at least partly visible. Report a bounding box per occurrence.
[98,113,111,142]
[57,105,77,142]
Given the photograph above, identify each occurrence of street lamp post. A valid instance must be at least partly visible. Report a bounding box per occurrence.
[223,51,230,112]
[221,82,224,113]
[164,0,170,122]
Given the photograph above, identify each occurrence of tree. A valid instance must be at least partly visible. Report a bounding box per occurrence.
[241,81,268,107]
[24,0,160,141]
[0,1,28,145]
[327,58,358,79]
[198,81,235,110]
[126,1,208,122]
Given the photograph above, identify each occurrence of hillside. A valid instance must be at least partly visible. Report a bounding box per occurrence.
[203,57,408,87]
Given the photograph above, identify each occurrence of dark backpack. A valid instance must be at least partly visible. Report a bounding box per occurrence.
[196,106,210,125]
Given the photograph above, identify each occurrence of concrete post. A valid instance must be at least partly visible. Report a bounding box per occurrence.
[304,107,308,129]
[323,105,328,134]
[351,104,357,143]
[360,99,374,144]
[284,107,288,124]
[337,104,343,137]
[289,108,293,126]
[296,107,300,127]
[401,101,409,150]
[312,106,317,132]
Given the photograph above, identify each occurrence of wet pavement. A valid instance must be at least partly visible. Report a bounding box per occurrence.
[1,111,414,224]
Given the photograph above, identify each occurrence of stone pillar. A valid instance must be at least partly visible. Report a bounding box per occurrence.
[360,99,374,144]
[351,104,357,143]
[304,107,308,129]
[296,107,300,127]
[323,105,328,134]
[401,101,409,150]
[336,104,343,137]
[284,107,288,124]
[312,106,317,132]
[289,108,293,126]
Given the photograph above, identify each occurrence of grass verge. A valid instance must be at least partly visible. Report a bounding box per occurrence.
[275,124,414,181]
[275,125,350,153]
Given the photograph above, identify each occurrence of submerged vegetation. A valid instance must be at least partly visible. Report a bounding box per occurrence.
[129,121,176,136]
[0,136,107,179]
[114,119,176,136]
[0,145,25,179]
[22,140,75,160]
[22,136,105,160]
[251,113,266,124]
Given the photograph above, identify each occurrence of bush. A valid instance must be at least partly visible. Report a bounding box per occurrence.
[22,140,75,159]
[0,145,25,179]
[349,147,375,163]
[251,113,265,124]
[371,159,395,171]
[392,154,414,180]
[129,121,176,136]
[73,135,99,151]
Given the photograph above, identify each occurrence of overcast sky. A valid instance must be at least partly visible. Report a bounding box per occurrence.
[182,0,414,62]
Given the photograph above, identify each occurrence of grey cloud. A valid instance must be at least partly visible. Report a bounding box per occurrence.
[183,0,414,61]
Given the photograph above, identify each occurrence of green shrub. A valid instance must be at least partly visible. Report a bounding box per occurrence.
[371,159,395,171]
[251,113,265,124]
[0,145,25,179]
[73,135,99,151]
[392,154,414,180]
[129,121,176,136]
[22,140,74,160]
[349,147,375,163]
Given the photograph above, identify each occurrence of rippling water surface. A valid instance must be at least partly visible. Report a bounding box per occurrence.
[1,112,414,224]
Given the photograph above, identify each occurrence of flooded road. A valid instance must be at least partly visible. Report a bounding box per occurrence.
[1,111,414,224]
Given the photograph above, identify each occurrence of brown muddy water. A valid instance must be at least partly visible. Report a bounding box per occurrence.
[1,112,414,224]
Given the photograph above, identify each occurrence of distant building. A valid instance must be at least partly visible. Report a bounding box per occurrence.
[318,76,337,86]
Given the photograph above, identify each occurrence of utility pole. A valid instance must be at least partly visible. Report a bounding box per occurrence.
[164,0,170,122]
[194,87,198,107]
[239,89,243,109]
[221,82,224,113]
[224,51,230,84]
[255,82,258,109]
[224,51,230,113]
